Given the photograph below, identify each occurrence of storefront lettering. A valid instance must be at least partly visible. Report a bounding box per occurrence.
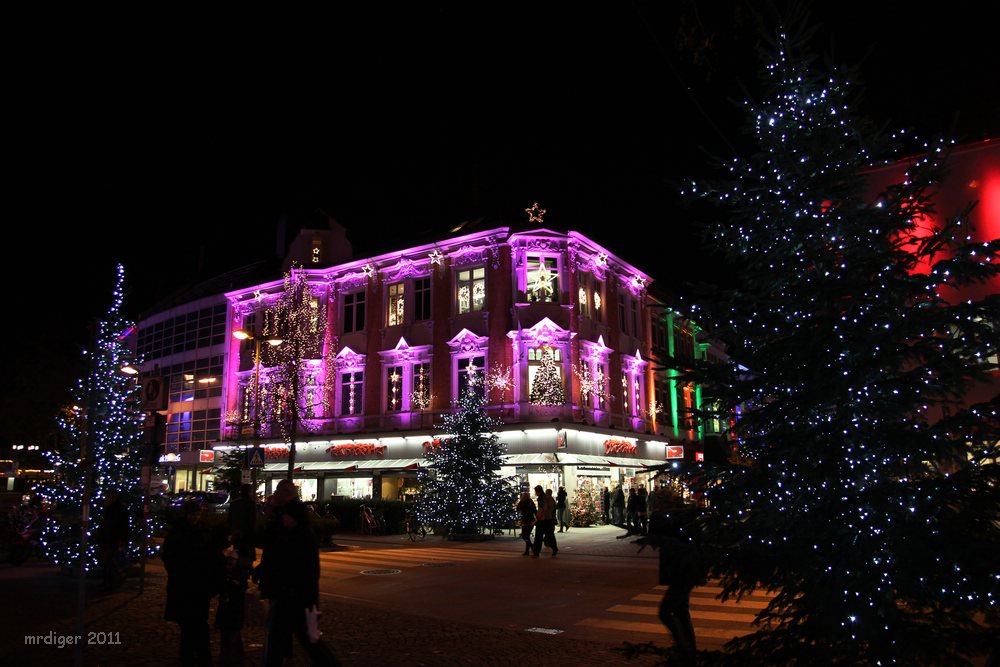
[422,437,451,453]
[326,443,387,457]
[265,447,290,460]
[604,439,636,455]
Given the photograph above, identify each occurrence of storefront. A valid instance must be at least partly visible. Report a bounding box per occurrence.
[218,425,671,505]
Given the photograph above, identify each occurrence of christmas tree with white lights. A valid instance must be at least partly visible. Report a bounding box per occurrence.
[37,265,147,570]
[415,385,515,536]
[529,346,564,405]
[673,25,1000,665]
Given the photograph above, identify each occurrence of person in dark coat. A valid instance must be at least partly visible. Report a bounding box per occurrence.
[531,486,558,557]
[602,486,611,524]
[626,487,640,533]
[636,484,648,534]
[162,499,225,666]
[611,484,626,526]
[555,486,569,532]
[98,488,130,591]
[256,479,338,666]
[515,492,537,556]
[228,483,258,566]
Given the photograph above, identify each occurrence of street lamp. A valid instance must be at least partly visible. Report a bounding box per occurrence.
[232,330,283,489]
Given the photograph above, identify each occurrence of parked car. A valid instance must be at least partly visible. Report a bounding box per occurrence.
[169,490,230,514]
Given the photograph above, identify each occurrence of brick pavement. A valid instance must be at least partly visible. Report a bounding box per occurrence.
[2,525,663,667]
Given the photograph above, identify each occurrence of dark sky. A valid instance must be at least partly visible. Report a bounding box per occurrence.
[4,2,998,447]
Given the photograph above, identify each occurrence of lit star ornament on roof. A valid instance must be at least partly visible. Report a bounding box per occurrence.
[525,202,546,224]
[362,263,376,278]
[630,275,646,291]
[594,252,609,267]
[253,290,264,302]
[428,249,444,265]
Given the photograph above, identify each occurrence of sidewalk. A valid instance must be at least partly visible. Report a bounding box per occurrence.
[2,524,660,667]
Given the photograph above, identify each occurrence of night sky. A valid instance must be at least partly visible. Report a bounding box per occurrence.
[4,3,997,448]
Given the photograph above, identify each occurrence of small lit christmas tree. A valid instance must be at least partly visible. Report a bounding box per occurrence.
[37,265,147,570]
[415,385,515,535]
[529,346,565,405]
[569,480,602,527]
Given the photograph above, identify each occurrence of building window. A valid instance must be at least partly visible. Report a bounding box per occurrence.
[596,363,608,410]
[387,282,405,326]
[385,365,404,413]
[414,277,431,321]
[412,362,431,409]
[578,275,590,318]
[593,280,603,321]
[309,297,321,334]
[527,255,559,303]
[527,346,564,404]
[631,298,639,339]
[343,292,366,333]
[457,267,486,314]
[619,293,628,334]
[652,320,667,356]
[340,371,364,415]
[457,355,485,399]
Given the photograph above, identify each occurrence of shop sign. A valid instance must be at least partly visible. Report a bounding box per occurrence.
[422,437,451,453]
[604,439,636,455]
[265,446,290,460]
[199,450,215,463]
[159,453,181,463]
[326,443,387,457]
[666,445,684,459]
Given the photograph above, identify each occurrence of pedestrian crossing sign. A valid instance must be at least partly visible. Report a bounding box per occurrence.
[248,447,265,468]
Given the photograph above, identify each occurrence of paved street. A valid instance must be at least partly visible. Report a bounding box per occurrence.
[1,525,770,666]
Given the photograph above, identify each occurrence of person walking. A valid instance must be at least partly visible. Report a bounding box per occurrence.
[637,484,648,535]
[531,486,557,557]
[602,486,611,525]
[98,488,129,591]
[255,479,339,666]
[556,486,569,533]
[611,484,626,526]
[516,491,537,556]
[228,483,257,566]
[163,499,226,666]
[626,487,640,534]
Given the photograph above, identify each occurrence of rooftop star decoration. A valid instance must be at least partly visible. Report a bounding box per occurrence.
[253,290,264,302]
[530,263,555,298]
[525,202,546,224]
[428,249,444,265]
[362,263,376,278]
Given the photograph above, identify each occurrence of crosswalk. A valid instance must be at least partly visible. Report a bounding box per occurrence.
[319,545,521,582]
[576,583,774,648]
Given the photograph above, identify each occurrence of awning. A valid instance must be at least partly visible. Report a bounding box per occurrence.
[261,459,422,473]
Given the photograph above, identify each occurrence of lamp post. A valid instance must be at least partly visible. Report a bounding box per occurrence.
[232,330,282,491]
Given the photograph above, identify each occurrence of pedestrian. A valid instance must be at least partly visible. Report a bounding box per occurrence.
[611,484,626,526]
[531,486,558,557]
[97,488,129,591]
[637,484,648,534]
[602,486,611,524]
[626,487,640,533]
[654,502,709,656]
[556,486,569,532]
[228,483,258,566]
[255,479,340,666]
[216,546,250,665]
[516,491,537,556]
[163,499,226,666]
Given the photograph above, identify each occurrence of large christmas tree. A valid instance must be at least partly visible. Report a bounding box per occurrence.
[415,387,516,535]
[675,28,1000,665]
[38,265,147,570]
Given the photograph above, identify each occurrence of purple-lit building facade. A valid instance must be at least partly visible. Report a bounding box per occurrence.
[217,226,720,502]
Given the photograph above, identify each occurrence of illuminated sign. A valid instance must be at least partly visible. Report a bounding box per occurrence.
[199,450,215,463]
[695,452,704,462]
[604,439,636,455]
[666,446,684,459]
[326,443,387,457]
[159,453,181,463]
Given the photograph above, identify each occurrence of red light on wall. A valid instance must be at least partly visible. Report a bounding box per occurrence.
[666,445,684,459]
[199,450,215,463]
[695,452,705,462]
